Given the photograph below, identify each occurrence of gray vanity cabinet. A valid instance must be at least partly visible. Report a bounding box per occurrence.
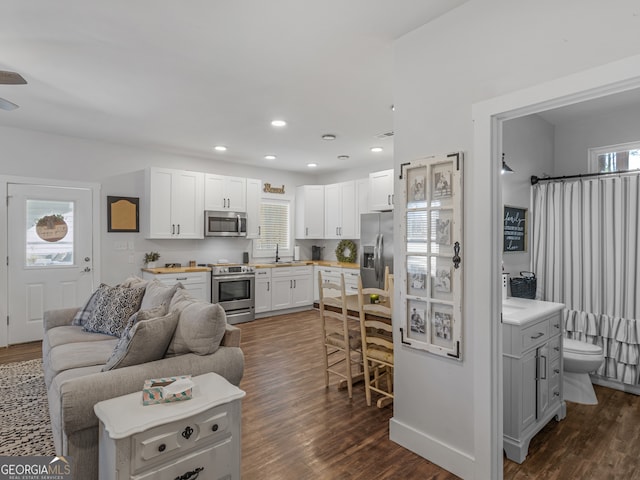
[503,308,566,463]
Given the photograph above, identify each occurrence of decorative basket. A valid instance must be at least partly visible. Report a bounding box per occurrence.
[510,271,536,299]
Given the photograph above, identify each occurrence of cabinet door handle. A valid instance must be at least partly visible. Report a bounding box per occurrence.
[172,224,175,234]
[211,423,219,432]
[174,466,204,480]
[181,425,194,440]
[554,368,560,374]
[388,194,391,205]
[267,281,270,292]
[177,224,180,235]
[294,279,297,288]
[539,355,547,380]
[158,443,166,452]
[530,332,544,339]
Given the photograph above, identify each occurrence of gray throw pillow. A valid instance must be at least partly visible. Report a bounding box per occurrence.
[102,310,179,371]
[72,287,101,326]
[141,279,181,311]
[83,284,145,337]
[167,301,227,356]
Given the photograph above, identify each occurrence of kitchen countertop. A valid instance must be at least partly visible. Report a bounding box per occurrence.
[253,261,359,269]
[502,297,565,326]
[141,267,211,274]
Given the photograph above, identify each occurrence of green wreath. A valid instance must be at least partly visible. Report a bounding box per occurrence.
[335,239,357,263]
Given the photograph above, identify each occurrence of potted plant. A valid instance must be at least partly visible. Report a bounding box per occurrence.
[144,251,160,268]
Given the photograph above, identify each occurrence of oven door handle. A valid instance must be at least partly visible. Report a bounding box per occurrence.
[213,274,255,281]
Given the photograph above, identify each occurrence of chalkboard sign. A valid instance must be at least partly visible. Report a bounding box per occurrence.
[503,206,527,252]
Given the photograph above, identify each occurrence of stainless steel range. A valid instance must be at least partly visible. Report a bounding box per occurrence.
[209,265,255,324]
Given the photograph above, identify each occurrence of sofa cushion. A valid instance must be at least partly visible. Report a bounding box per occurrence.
[46,325,117,349]
[103,310,179,371]
[140,279,181,311]
[167,295,227,356]
[120,276,148,288]
[48,339,118,380]
[83,284,145,337]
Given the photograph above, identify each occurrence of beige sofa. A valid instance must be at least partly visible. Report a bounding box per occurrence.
[42,285,244,480]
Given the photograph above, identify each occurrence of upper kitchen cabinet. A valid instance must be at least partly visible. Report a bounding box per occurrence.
[205,174,247,212]
[145,167,204,239]
[355,177,369,238]
[246,178,261,239]
[369,169,394,211]
[324,181,357,239]
[295,185,324,239]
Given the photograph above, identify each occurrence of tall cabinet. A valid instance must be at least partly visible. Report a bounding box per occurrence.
[295,185,324,239]
[502,299,566,463]
[324,181,356,239]
[145,167,204,239]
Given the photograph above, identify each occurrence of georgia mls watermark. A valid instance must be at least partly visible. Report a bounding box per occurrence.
[0,456,72,480]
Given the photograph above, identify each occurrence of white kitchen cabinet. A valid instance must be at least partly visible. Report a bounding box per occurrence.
[270,266,313,311]
[205,173,247,212]
[355,177,369,239]
[369,169,394,211]
[246,178,262,239]
[142,271,210,302]
[324,181,357,239]
[295,185,324,239]
[313,266,360,301]
[254,268,272,314]
[145,167,204,239]
[95,372,245,480]
[503,308,565,463]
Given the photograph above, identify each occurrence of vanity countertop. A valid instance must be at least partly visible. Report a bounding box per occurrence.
[502,297,565,326]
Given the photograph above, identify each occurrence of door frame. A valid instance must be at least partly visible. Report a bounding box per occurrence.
[0,175,101,347]
[472,54,640,478]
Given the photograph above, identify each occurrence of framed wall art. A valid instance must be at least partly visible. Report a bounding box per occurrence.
[503,205,527,252]
[107,196,139,232]
[399,152,463,360]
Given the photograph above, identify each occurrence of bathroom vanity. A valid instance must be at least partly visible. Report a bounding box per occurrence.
[502,297,566,463]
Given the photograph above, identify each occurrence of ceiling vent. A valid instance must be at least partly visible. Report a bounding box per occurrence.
[376,131,394,138]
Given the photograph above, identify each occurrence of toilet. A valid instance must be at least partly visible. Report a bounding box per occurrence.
[563,338,604,405]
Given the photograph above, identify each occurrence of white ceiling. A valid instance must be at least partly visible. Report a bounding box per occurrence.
[0,1,468,173]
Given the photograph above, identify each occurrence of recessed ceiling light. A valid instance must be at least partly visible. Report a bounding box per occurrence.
[264,155,277,160]
[307,163,317,168]
[271,120,287,127]
[370,146,383,153]
[337,155,350,160]
[213,145,227,152]
[322,134,336,141]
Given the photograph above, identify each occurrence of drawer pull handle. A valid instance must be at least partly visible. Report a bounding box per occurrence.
[176,277,188,281]
[174,466,204,480]
[554,369,560,374]
[211,423,219,432]
[181,425,194,440]
[158,443,166,452]
[530,332,544,339]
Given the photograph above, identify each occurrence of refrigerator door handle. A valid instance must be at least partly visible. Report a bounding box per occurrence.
[377,234,384,282]
[373,234,380,281]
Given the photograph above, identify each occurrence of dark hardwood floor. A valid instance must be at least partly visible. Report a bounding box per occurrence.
[3,310,640,479]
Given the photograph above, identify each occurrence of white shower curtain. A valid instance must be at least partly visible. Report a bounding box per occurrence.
[532,174,640,385]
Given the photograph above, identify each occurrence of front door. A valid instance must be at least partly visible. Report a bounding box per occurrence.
[7,183,94,344]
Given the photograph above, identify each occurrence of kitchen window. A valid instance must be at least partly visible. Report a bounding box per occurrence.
[253,197,291,257]
[589,141,640,173]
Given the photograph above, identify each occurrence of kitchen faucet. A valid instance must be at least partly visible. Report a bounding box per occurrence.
[275,243,280,263]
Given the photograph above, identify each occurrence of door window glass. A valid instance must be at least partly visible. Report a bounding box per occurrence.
[26,200,74,266]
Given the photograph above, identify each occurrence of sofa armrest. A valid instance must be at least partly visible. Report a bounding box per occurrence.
[43,308,80,331]
[54,347,244,435]
[221,324,241,347]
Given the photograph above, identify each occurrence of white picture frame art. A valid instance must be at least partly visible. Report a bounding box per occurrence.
[401,153,463,361]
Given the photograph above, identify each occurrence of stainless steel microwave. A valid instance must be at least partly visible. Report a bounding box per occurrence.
[204,210,247,237]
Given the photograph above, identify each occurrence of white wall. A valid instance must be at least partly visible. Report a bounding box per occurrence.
[0,125,316,286]
[554,103,640,175]
[393,1,640,478]
[502,115,555,276]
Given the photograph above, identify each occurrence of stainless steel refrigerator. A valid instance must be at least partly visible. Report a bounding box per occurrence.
[360,212,393,289]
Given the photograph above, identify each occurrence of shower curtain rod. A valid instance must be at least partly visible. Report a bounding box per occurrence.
[530,168,640,185]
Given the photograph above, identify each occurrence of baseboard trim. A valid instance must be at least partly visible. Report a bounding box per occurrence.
[389,417,475,479]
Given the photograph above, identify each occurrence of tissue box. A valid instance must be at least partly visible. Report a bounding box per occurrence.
[142,375,193,406]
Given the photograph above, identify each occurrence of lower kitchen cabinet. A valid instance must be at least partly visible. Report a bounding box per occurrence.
[255,268,272,314]
[94,373,245,480]
[142,271,210,302]
[313,266,360,301]
[270,266,313,311]
[503,309,565,463]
